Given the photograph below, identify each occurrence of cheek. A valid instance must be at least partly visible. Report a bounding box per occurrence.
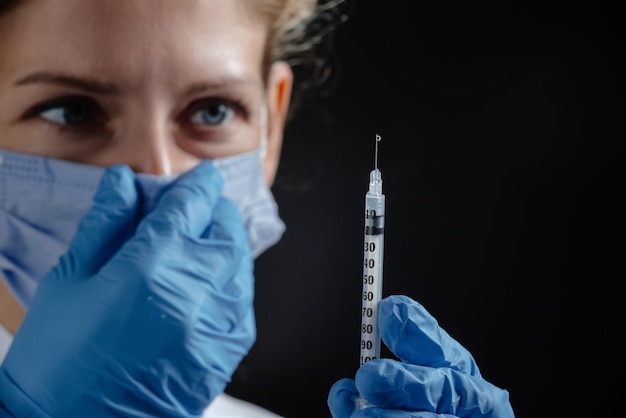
[0,123,103,161]
[0,124,55,155]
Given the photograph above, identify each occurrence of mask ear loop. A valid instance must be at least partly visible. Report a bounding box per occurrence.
[259,101,268,160]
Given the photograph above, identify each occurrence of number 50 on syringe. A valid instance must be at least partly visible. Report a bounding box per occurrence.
[360,134,384,366]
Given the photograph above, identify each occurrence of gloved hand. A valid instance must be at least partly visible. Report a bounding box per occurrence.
[0,161,255,418]
[328,295,514,418]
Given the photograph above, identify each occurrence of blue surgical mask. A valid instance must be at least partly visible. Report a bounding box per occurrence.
[0,148,285,309]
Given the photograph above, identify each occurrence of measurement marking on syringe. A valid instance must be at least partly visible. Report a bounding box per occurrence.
[359,134,385,367]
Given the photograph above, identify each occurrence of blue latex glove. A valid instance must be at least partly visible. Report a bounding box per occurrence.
[0,162,255,417]
[328,295,514,418]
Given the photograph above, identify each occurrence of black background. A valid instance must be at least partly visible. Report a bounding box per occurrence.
[227,1,622,417]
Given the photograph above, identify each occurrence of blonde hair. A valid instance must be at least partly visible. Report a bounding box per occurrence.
[258,0,350,116]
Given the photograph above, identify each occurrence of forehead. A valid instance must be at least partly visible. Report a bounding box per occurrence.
[1,0,269,87]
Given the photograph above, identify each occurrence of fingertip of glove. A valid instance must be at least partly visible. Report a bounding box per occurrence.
[355,358,393,384]
[378,295,444,361]
[157,161,224,216]
[214,196,241,220]
[205,197,245,235]
[102,164,133,184]
[178,160,223,192]
[95,164,137,207]
[379,295,429,325]
[355,360,415,408]
[330,378,357,394]
[328,378,358,418]
[381,294,423,310]
[202,197,251,263]
[378,295,435,323]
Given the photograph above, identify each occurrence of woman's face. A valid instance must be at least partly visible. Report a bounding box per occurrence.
[0,0,292,184]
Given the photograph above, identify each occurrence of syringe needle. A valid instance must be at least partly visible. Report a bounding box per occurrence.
[374,134,381,171]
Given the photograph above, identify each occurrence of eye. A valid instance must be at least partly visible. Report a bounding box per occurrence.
[26,97,104,126]
[189,102,236,126]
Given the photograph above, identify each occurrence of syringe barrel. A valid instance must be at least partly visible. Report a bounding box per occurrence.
[356,142,385,411]
[360,191,385,366]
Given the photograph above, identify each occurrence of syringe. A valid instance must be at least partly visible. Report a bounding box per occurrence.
[356,134,385,411]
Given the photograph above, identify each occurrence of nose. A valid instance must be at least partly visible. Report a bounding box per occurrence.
[121,136,188,176]
[99,117,200,176]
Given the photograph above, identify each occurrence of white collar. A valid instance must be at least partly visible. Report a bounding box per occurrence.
[0,321,12,364]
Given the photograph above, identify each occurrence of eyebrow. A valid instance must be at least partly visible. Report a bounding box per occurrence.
[14,72,120,95]
[182,77,261,97]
